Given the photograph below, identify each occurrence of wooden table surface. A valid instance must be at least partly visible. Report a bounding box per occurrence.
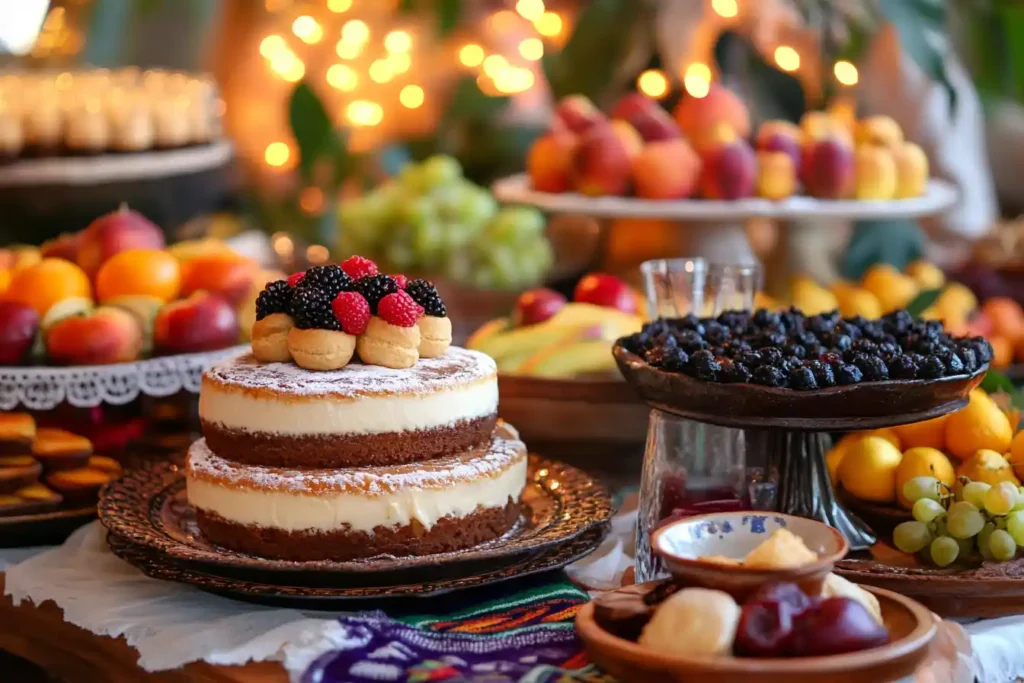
[0,574,287,683]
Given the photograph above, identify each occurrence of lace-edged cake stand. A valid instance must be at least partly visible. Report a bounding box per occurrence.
[0,345,247,411]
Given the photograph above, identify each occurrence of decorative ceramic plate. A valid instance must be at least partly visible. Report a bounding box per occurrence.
[575,582,935,683]
[0,506,96,547]
[493,173,958,221]
[98,455,614,582]
[107,525,606,605]
[614,346,987,431]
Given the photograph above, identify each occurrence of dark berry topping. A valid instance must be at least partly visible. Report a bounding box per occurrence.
[918,356,947,379]
[662,348,689,373]
[405,278,447,317]
[853,354,889,381]
[289,286,341,331]
[644,347,667,368]
[835,364,863,385]
[761,347,784,365]
[299,265,353,301]
[255,280,292,321]
[887,354,918,380]
[788,366,818,390]
[957,347,978,372]
[720,361,751,383]
[689,349,720,381]
[808,360,836,387]
[355,274,400,313]
[752,365,786,387]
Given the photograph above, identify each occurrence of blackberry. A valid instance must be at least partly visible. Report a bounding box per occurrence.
[852,339,879,355]
[783,344,806,359]
[255,280,292,321]
[853,354,889,382]
[882,310,914,335]
[621,332,647,355]
[757,331,787,348]
[662,348,689,373]
[834,363,863,385]
[887,354,918,380]
[834,321,860,339]
[704,321,728,344]
[737,351,763,368]
[877,342,900,358]
[788,366,818,390]
[690,350,720,381]
[797,331,819,347]
[644,347,667,368]
[405,278,447,317]
[289,286,341,331]
[752,365,786,387]
[803,342,823,359]
[720,361,751,383]
[968,337,994,364]
[676,314,705,335]
[761,347,784,365]
[809,360,836,387]
[944,353,965,374]
[918,356,946,379]
[355,274,400,313]
[819,351,843,365]
[300,265,353,300]
[753,309,779,328]
[957,347,978,372]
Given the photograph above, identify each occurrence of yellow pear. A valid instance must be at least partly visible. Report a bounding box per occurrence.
[791,276,839,316]
[838,436,903,503]
[896,447,955,509]
[860,264,919,314]
[904,260,944,290]
[957,449,1020,487]
[945,390,1013,460]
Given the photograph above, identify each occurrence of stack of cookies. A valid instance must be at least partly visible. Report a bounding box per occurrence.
[0,413,122,516]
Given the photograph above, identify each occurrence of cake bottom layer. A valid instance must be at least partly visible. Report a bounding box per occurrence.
[194,501,520,561]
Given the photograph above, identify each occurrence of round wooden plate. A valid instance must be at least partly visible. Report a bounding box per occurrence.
[837,491,912,539]
[614,346,987,431]
[576,583,936,683]
[0,506,96,547]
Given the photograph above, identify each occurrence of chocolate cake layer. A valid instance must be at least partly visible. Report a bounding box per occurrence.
[201,414,497,468]
[194,500,520,562]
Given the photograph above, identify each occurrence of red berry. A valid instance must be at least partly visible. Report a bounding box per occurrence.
[287,271,306,288]
[378,291,423,328]
[392,274,408,289]
[331,291,371,335]
[341,255,378,280]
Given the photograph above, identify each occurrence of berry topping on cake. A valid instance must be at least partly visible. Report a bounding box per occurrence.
[331,291,371,335]
[299,265,352,300]
[405,278,447,318]
[289,287,341,331]
[355,274,400,313]
[378,290,424,328]
[255,280,292,321]
[287,271,306,288]
[340,255,378,280]
[392,274,408,289]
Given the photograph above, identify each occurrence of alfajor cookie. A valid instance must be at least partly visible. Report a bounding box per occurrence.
[251,313,294,363]
[417,314,452,358]
[286,328,356,371]
[357,316,421,369]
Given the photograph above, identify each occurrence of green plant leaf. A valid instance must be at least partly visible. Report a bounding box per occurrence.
[981,369,1017,396]
[288,81,336,182]
[397,0,462,36]
[906,288,942,319]
[879,0,957,114]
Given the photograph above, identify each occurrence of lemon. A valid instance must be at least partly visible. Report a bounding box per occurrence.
[835,287,883,319]
[904,260,945,290]
[838,436,904,503]
[945,390,1013,460]
[896,447,955,509]
[791,276,839,316]
[892,415,948,451]
[863,428,901,451]
[957,449,1020,487]
[1007,430,1024,482]
[860,264,919,314]
[826,433,861,486]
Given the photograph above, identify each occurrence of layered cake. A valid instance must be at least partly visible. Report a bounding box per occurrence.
[186,256,526,561]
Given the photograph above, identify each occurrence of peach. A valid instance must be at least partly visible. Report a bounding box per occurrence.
[153,291,238,354]
[827,97,858,137]
[673,84,751,148]
[982,297,1024,338]
[610,120,643,159]
[611,93,659,121]
[45,306,142,365]
[856,116,904,149]
[527,132,577,193]
[179,253,259,306]
[76,205,165,279]
[699,128,756,200]
[854,145,897,200]
[802,136,855,199]
[627,107,681,142]
[800,111,853,146]
[554,95,605,135]
[571,124,633,196]
[632,139,701,199]
[892,142,929,199]
[756,120,802,171]
[756,151,797,200]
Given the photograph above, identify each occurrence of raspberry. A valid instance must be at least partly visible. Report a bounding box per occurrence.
[378,290,423,327]
[392,274,409,289]
[331,291,371,335]
[340,255,378,280]
[287,271,306,288]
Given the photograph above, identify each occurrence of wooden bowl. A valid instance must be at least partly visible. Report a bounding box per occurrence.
[651,512,849,600]
[576,583,936,683]
[837,490,912,539]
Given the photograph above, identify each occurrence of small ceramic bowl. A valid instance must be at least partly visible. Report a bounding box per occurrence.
[651,512,849,599]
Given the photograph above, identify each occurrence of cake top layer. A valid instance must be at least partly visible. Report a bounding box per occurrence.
[204,346,496,400]
[186,426,525,496]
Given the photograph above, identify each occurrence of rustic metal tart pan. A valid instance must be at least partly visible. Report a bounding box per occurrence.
[613,346,987,431]
[98,455,614,584]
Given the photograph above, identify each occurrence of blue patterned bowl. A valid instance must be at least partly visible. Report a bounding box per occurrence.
[651,512,848,599]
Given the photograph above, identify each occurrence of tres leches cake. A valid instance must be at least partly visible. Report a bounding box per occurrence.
[186,256,526,561]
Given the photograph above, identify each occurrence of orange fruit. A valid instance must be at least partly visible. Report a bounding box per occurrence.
[982,297,1024,338]
[3,258,91,316]
[990,335,1013,369]
[945,390,1013,460]
[95,249,181,303]
[892,415,948,451]
[0,269,11,295]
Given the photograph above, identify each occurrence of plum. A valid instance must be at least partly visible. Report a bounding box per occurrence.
[788,597,890,657]
[734,600,795,657]
[747,582,813,614]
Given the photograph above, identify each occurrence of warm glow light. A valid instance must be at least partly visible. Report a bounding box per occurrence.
[326,64,358,91]
[774,45,800,72]
[265,142,290,167]
[300,189,325,215]
[270,51,305,81]
[535,11,563,37]
[494,67,535,94]
[306,243,330,262]
[292,16,323,44]
[482,54,508,78]
[515,0,545,22]
[834,60,859,86]
[336,40,362,59]
[400,85,424,109]
[637,69,669,99]
[369,59,394,83]
[490,10,518,32]
[459,43,484,67]
[519,37,543,61]
[685,62,712,81]
[384,30,412,53]
[389,52,411,73]
[341,20,369,44]
[711,0,738,18]
[259,34,286,58]
[347,100,383,126]
[684,63,711,98]
[328,0,352,12]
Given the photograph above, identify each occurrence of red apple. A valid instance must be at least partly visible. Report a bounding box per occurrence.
[76,204,165,278]
[611,93,659,121]
[554,95,605,135]
[573,273,637,313]
[0,302,39,365]
[513,288,567,326]
[40,233,81,263]
[153,292,238,354]
[46,307,142,365]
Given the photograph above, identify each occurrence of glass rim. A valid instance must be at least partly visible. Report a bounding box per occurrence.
[640,258,761,277]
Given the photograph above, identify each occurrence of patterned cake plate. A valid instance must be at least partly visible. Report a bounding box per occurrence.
[106,524,606,606]
[98,455,614,584]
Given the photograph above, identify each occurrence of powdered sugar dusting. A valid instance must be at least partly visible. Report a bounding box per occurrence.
[204,346,496,398]
[187,429,526,495]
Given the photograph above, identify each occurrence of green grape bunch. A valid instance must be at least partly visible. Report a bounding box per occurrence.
[895,475,1024,566]
[337,155,553,291]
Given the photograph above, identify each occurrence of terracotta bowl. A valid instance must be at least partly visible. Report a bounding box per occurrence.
[651,512,849,600]
[576,583,937,683]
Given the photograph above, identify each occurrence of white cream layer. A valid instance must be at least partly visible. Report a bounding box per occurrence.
[187,452,526,534]
[200,377,498,436]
